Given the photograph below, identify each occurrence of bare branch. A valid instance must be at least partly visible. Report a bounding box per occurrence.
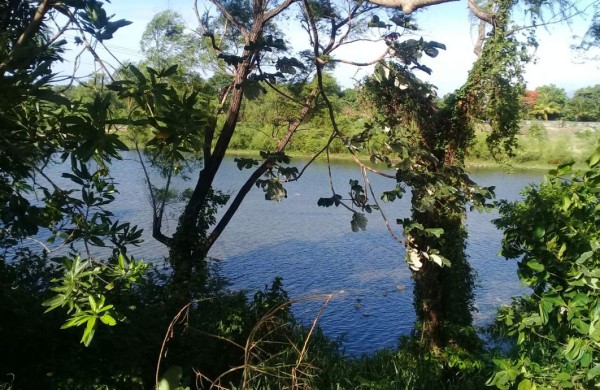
[262,78,305,105]
[507,1,594,36]
[204,87,321,250]
[467,0,494,25]
[365,0,458,14]
[209,0,250,38]
[47,16,72,46]
[194,0,225,57]
[264,0,299,23]
[364,169,403,243]
[284,133,337,183]
[134,143,171,246]
[348,152,396,178]
[64,7,115,80]
[329,49,389,66]
[473,19,486,57]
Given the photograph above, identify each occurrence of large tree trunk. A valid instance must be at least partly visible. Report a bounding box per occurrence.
[165,21,324,301]
[410,194,474,351]
[166,22,263,301]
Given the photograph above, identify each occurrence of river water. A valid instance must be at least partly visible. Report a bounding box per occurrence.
[38,152,545,355]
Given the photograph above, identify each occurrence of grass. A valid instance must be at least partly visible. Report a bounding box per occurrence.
[116,121,600,171]
[465,122,600,170]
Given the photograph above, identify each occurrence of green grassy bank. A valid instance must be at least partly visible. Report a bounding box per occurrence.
[118,120,600,171]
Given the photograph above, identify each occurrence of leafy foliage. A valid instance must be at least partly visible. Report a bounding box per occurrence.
[490,149,600,389]
[0,0,150,346]
[564,84,600,122]
[455,0,527,158]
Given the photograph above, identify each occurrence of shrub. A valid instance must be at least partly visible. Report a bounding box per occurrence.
[490,149,600,389]
[527,123,547,140]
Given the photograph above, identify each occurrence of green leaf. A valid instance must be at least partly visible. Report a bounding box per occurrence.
[161,64,179,77]
[351,213,368,232]
[158,366,183,390]
[317,195,342,207]
[234,157,259,170]
[554,372,571,381]
[243,80,263,100]
[573,318,589,335]
[557,160,575,175]
[88,295,98,312]
[587,364,600,380]
[43,295,67,312]
[81,317,97,347]
[576,251,593,264]
[526,259,545,272]
[424,228,444,238]
[588,149,600,168]
[129,65,146,84]
[534,226,545,239]
[564,338,585,361]
[429,253,444,267]
[100,314,117,326]
[517,379,533,390]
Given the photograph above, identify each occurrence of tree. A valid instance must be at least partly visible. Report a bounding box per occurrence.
[523,89,539,107]
[529,84,568,120]
[140,10,209,85]
[0,0,155,334]
[575,2,599,58]
[564,84,600,121]
[125,0,584,349]
[341,0,534,351]
[111,0,396,304]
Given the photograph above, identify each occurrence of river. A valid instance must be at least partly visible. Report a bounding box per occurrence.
[37,152,545,355]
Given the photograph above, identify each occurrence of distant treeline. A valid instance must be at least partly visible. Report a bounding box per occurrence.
[60,77,600,167]
[523,84,600,121]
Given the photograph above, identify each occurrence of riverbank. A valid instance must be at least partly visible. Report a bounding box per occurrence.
[117,120,600,171]
[227,148,556,171]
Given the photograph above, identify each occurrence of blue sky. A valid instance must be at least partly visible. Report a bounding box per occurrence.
[57,0,599,95]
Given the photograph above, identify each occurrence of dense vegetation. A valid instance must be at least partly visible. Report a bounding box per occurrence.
[1,0,600,389]
[524,84,600,122]
[68,78,600,168]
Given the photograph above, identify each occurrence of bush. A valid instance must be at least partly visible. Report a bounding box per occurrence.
[0,249,300,389]
[527,123,547,140]
[490,149,600,389]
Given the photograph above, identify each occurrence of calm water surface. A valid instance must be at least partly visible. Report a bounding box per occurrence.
[43,153,545,355]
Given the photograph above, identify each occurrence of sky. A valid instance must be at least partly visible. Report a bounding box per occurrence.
[55,0,600,96]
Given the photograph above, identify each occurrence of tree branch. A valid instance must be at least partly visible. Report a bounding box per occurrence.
[467,0,494,25]
[365,0,458,14]
[204,86,321,250]
[329,49,389,66]
[64,7,115,80]
[264,0,299,23]
[134,142,171,246]
[209,0,250,38]
[473,19,486,57]
[0,0,52,73]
